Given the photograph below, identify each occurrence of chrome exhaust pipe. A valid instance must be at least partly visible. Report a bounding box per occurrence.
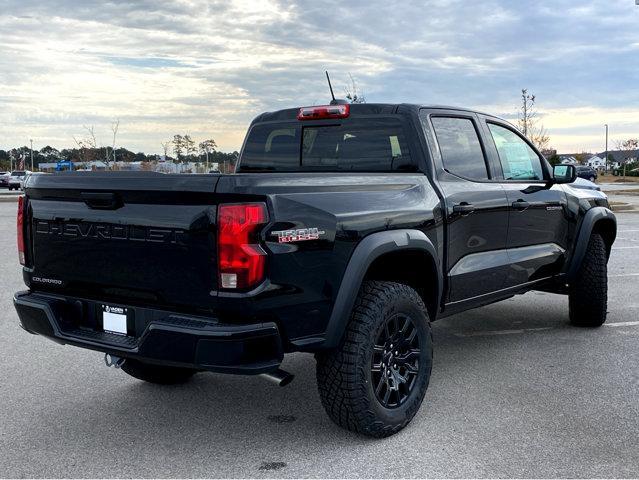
[260,368,294,387]
[104,353,125,369]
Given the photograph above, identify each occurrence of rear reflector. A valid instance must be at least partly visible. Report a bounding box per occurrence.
[17,196,25,265]
[217,203,268,290]
[297,104,350,121]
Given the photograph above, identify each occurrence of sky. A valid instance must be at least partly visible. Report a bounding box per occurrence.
[0,0,638,155]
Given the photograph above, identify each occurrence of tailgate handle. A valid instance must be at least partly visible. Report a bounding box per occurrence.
[81,192,123,210]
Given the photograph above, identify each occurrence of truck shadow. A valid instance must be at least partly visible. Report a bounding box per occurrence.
[15,292,587,474]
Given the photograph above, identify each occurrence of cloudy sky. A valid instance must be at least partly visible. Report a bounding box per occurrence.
[1,0,638,154]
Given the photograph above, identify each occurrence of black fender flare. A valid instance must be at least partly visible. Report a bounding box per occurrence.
[566,206,616,281]
[321,229,442,349]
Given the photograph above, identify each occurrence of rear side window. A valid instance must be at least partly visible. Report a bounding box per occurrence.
[238,118,413,172]
[487,123,545,181]
[241,127,300,171]
[431,117,489,180]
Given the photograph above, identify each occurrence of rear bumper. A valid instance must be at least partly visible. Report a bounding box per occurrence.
[13,291,283,374]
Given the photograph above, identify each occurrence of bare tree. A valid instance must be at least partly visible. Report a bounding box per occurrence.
[344,73,366,104]
[517,89,550,150]
[161,141,171,160]
[105,119,120,168]
[614,138,639,178]
[614,138,639,158]
[72,125,97,167]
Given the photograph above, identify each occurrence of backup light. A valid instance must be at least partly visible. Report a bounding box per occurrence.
[217,203,268,290]
[297,104,350,121]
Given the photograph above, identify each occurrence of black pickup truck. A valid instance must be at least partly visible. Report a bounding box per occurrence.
[14,103,616,437]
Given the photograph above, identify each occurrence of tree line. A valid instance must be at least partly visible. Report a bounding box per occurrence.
[0,117,240,172]
[0,142,239,172]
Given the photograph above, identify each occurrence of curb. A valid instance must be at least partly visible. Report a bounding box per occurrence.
[610,202,637,213]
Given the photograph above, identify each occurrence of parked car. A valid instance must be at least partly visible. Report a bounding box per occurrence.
[14,103,617,437]
[569,177,602,192]
[576,165,598,182]
[8,171,30,191]
[0,172,10,188]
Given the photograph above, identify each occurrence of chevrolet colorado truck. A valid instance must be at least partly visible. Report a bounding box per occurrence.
[14,103,617,437]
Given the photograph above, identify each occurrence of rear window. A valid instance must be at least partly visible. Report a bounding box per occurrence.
[238,118,414,172]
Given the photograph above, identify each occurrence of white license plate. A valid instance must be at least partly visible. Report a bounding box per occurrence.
[102,305,128,335]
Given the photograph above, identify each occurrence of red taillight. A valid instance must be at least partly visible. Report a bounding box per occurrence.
[217,203,268,290]
[17,196,25,265]
[297,103,350,121]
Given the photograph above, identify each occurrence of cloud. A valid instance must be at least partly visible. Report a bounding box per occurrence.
[0,0,638,154]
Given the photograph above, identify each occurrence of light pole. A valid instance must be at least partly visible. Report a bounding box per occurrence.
[30,139,34,171]
[604,124,609,172]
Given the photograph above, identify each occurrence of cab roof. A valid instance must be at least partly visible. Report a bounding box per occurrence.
[252,103,505,124]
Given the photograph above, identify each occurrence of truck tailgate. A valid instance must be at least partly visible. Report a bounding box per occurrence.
[25,172,221,312]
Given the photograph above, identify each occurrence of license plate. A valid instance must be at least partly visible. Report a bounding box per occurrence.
[102,305,128,335]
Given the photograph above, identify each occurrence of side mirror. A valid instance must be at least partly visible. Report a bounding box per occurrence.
[552,164,577,184]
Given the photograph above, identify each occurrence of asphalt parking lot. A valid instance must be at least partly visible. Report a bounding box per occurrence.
[0,201,638,478]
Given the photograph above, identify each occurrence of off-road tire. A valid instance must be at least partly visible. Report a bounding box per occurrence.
[569,233,608,327]
[316,281,433,438]
[121,359,197,385]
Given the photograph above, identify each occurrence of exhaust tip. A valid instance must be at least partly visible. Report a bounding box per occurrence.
[260,368,294,387]
[104,353,124,369]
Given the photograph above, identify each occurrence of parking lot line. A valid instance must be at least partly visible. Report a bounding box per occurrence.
[454,327,553,337]
[605,321,639,327]
[453,321,639,338]
[609,273,639,277]
[612,246,639,250]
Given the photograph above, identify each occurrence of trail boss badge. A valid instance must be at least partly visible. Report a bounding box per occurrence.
[271,227,326,243]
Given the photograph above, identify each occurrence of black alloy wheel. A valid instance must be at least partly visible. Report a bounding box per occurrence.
[371,313,421,409]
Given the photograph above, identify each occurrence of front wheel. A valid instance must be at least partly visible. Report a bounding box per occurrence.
[316,281,433,438]
[569,233,608,327]
[121,359,197,385]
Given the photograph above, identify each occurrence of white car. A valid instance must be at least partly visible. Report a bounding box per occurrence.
[8,171,31,191]
[0,171,10,188]
[569,177,602,192]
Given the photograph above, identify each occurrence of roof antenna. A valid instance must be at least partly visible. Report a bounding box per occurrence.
[325,71,336,102]
[325,71,348,105]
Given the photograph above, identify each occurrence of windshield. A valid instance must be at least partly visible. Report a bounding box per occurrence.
[11,171,25,176]
[238,117,414,172]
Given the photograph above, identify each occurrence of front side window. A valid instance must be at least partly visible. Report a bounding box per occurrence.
[430,117,489,180]
[488,123,545,181]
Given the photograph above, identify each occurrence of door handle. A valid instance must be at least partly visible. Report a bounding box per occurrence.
[453,203,475,216]
[511,200,530,211]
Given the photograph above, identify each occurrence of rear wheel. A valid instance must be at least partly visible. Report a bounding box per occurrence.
[121,359,197,385]
[316,281,433,438]
[569,233,608,327]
